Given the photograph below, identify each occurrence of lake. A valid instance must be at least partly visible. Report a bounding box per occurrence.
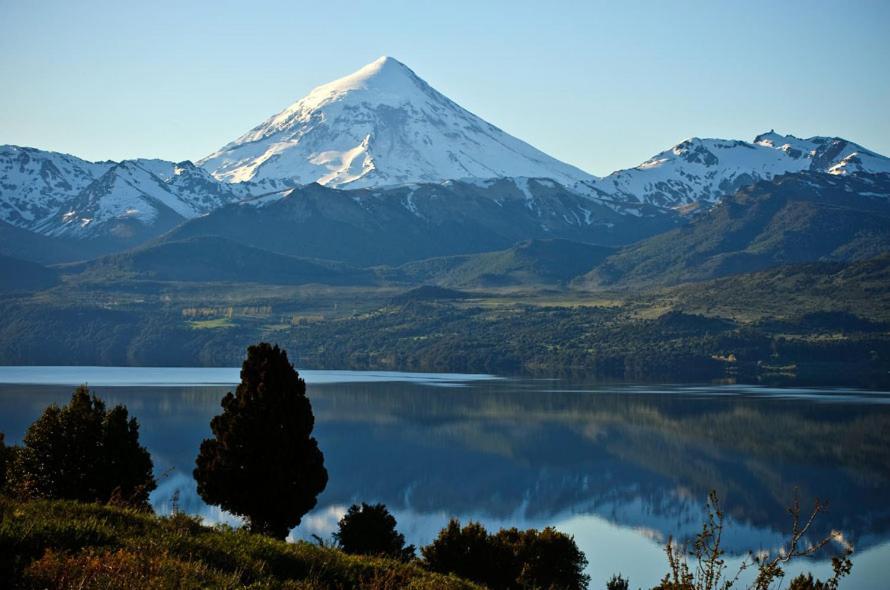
[1,367,888,589]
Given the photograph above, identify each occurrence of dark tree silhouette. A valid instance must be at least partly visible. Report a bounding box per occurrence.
[334,502,415,560]
[10,386,155,507]
[194,343,328,538]
[494,526,589,590]
[422,520,501,587]
[422,519,589,590]
[606,574,630,590]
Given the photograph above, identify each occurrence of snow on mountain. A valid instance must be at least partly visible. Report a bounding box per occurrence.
[199,56,596,189]
[0,146,294,237]
[5,50,890,243]
[41,160,256,237]
[42,161,196,235]
[575,131,890,209]
[0,146,112,229]
[753,131,890,176]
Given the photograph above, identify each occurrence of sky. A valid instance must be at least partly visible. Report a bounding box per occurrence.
[1,0,888,176]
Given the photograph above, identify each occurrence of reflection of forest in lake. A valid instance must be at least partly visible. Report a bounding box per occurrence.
[1,376,889,576]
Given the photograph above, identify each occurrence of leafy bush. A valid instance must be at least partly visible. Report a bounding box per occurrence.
[422,518,589,590]
[334,503,415,561]
[8,386,155,508]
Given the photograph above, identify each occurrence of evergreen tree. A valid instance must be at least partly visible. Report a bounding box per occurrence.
[194,343,328,538]
[334,502,414,560]
[11,386,155,507]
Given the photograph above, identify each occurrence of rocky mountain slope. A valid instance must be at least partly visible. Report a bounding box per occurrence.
[582,171,890,287]
[162,177,675,266]
[0,146,294,251]
[574,131,890,210]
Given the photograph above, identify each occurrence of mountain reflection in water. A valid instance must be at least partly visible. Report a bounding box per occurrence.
[1,372,888,589]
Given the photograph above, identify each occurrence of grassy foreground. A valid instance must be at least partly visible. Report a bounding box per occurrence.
[0,497,479,590]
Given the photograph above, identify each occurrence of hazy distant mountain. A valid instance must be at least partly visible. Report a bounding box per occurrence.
[0,254,59,292]
[582,172,890,287]
[574,131,890,210]
[163,177,674,266]
[199,56,597,188]
[392,238,615,288]
[68,235,372,286]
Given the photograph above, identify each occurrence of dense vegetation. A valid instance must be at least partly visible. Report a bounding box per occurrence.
[1,252,888,383]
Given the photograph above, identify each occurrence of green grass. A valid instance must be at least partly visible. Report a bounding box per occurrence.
[0,497,479,590]
[188,318,236,330]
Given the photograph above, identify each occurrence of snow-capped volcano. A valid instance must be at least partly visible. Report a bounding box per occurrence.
[199,56,596,188]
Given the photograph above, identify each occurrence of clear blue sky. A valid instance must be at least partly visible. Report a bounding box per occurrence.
[2,0,888,176]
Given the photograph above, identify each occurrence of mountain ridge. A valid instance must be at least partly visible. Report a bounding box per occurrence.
[159,177,674,266]
[580,171,890,287]
[3,57,890,260]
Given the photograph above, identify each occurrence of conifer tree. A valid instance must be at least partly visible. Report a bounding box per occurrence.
[194,343,328,538]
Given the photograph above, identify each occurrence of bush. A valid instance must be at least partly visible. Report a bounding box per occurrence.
[655,491,852,590]
[334,503,415,561]
[8,386,155,508]
[788,572,846,590]
[194,343,328,539]
[422,519,589,590]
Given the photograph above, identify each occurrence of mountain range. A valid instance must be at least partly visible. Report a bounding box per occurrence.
[1,55,889,283]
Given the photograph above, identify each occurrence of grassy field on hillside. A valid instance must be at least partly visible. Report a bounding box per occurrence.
[0,497,478,590]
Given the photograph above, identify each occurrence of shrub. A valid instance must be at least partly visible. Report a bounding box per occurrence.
[788,571,849,590]
[422,519,589,590]
[334,503,415,561]
[194,343,328,539]
[9,386,155,508]
[422,520,500,587]
[656,491,852,590]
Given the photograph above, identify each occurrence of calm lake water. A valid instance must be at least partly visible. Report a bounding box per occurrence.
[1,367,888,589]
